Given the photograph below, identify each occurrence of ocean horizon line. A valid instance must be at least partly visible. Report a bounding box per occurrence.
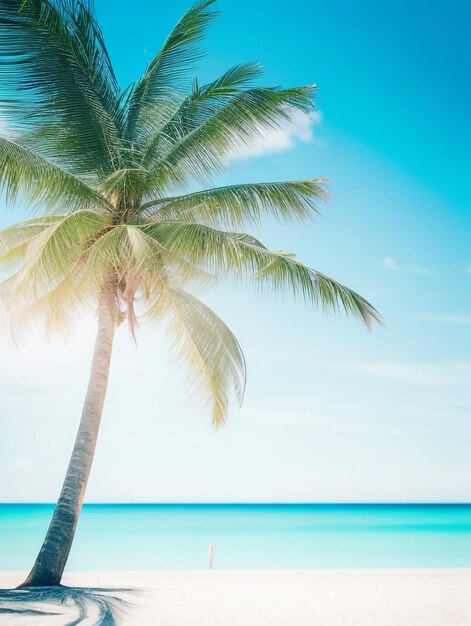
[2,502,470,506]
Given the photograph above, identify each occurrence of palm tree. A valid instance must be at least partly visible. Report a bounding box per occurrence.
[0,0,381,587]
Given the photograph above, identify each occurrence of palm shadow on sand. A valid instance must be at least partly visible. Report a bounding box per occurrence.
[0,585,142,625]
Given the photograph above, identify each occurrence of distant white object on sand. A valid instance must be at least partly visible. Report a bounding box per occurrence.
[208,543,215,569]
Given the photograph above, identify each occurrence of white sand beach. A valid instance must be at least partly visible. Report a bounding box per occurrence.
[1,569,471,626]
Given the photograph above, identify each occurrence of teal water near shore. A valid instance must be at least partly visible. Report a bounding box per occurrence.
[1,504,470,570]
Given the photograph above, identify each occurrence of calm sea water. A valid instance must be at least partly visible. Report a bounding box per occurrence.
[1,504,470,570]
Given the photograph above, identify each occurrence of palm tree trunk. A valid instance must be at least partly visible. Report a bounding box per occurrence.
[19,288,116,587]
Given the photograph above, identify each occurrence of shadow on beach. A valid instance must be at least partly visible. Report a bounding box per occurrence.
[0,585,142,625]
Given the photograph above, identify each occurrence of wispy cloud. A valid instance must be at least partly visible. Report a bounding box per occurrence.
[379,256,434,275]
[418,314,471,325]
[465,266,471,275]
[229,109,322,161]
[349,359,471,387]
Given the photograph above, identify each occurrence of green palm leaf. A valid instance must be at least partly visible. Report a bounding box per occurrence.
[0,0,121,174]
[123,0,217,143]
[151,283,246,427]
[0,137,113,213]
[11,211,108,286]
[143,221,382,328]
[0,211,108,330]
[0,215,64,247]
[139,179,327,227]
[141,62,264,166]
[83,224,166,286]
[144,85,315,190]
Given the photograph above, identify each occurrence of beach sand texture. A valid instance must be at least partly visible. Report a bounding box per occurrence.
[1,569,470,626]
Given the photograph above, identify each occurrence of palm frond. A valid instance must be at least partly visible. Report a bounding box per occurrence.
[123,0,217,143]
[97,167,150,209]
[1,265,95,338]
[0,212,108,334]
[144,85,315,191]
[199,62,264,94]
[0,0,121,175]
[141,61,264,166]
[150,283,245,427]
[143,221,382,328]
[0,215,64,247]
[139,179,327,227]
[83,225,166,285]
[6,211,108,288]
[0,137,113,213]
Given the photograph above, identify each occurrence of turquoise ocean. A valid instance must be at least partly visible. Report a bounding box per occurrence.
[1,504,470,570]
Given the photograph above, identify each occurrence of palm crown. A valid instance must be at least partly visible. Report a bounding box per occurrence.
[0,0,380,426]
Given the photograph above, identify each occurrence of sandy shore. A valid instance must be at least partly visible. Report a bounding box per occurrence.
[1,569,471,625]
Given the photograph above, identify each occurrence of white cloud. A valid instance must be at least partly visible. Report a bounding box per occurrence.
[419,314,471,325]
[380,256,399,271]
[228,109,322,161]
[465,266,471,275]
[379,256,434,275]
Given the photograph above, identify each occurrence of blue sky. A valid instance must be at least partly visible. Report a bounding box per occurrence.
[0,0,470,502]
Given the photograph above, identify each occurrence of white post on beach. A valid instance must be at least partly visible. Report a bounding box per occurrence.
[208,543,215,569]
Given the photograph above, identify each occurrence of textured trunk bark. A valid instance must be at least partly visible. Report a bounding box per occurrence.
[19,288,116,587]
